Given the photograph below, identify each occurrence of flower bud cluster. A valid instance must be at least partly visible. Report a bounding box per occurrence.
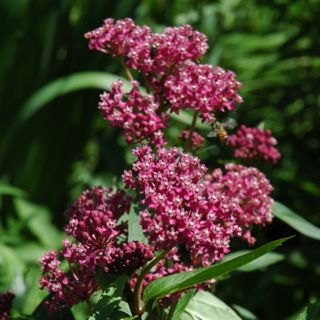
[99,81,168,147]
[179,130,205,149]
[228,125,281,164]
[39,187,153,311]
[123,146,242,266]
[0,292,14,320]
[206,164,274,244]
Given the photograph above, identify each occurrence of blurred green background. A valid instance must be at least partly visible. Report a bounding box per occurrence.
[0,0,319,319]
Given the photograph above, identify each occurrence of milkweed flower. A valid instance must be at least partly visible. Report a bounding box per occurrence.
[123,146,242,266]
[164,62,243,122]
[99,81,168,147]
[205,164,274,244]
[228,125,281,164]
[39,187,153,311]
[85,18,208,75]
[84,18,153,71]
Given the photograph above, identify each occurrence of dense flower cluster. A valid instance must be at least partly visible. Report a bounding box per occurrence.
[34,18,280,317]
[123,146,242,266]
[85,18,208,75]
[147,25,208,75]
[84,18,152,70]
[205,164,274,244]
[0,292,14,320]
[228,125,281,164]
[39,187,153,311]
[179,130,205,149]
[99,81,168,147]
[164,62,243,121]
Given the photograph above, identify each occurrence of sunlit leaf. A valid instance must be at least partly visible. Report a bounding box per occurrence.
[14,198,63,247]
[222,251,284,272]
[273,201,320,240]
[179,291,241,320]
[143,237,292,304]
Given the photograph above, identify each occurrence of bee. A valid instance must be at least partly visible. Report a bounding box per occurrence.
[207,118,237,144]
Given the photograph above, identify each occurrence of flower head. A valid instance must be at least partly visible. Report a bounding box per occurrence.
[40,187,153,311]
[84,18,152,69]
[65,186,132,246]
[99,81,168,147]
[85,19,207,75]
[147,25,208,75]
[228,125,281,164]
[123,146,242,266]
[205,164,274,244]
[164,62,243,122]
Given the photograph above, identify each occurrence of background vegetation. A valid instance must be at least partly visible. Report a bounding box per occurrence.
[0,0,319,319]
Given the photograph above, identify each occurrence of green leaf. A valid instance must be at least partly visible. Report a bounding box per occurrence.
[143,237,292,304]
[128,203,147,243]
[273,201,320,240]
[232,304,258,320]
[172,289,196,320]
[222,251,284,272]
[0,244,23,291]
[0,182,27,198]
[89,274,131,320]
[294,301,320,320]
[179,291,241,320]
[14,198,63,247]
[2,72,131,154]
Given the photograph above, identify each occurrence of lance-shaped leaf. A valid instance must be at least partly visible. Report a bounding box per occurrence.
[143,236,292,304]
[273,201,320,240]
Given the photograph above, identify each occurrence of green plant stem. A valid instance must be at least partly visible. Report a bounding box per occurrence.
[143,74,151,93]
[120,57,134,81]
[132,249,171,316]
[167,297,179,320]
[184,111,199,152]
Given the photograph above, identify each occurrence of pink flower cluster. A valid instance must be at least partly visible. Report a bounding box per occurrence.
[85,18,208,75]
[179,130,205,149]
[164,62,243,121]
[86,18,243,146]
[39,187,153,311]
[99,81,168,147]
[0,292,14,320]
[123,146,242,266]
[206,164,274,244]
[228,125,281,164]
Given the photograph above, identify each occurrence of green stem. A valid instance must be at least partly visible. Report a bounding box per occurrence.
[132,249,171,316]
[167,298,179,320]
[119,57,134,81]
[184,111,199,152]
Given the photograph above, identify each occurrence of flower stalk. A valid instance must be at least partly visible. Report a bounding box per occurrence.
[131,249,171,316]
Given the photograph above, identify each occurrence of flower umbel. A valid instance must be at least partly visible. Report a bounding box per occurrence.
[206,164,274,244]
[39,187,153,311]
[123,146,242,266]
[99,81,168,147]
[228,125,281,164]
